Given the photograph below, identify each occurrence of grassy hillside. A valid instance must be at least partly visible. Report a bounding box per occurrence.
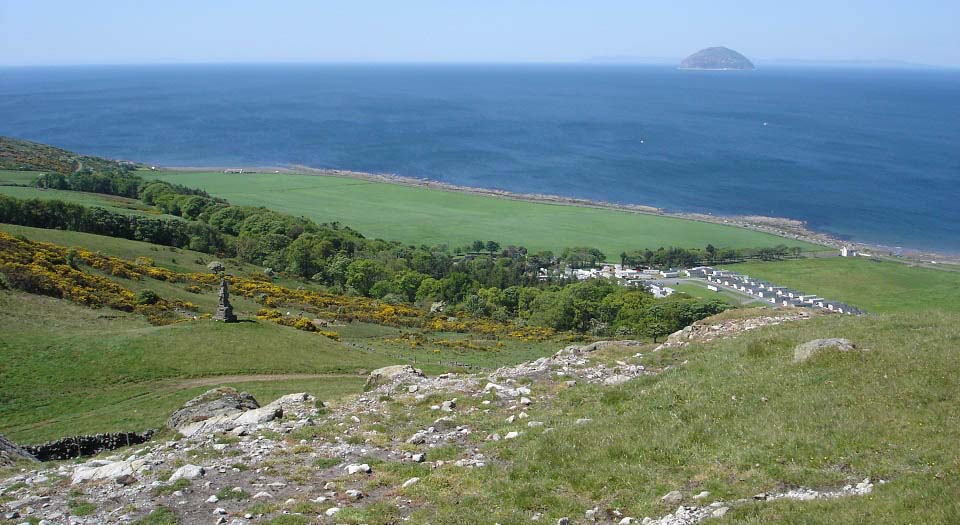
[0,291,394,442]
[730,257,960,313]
[390,311,960,523]
[0,228,573,442]
[0,136,132,174]
[141,170,823,255]
[0,224,251,276]
[0,185,168,217]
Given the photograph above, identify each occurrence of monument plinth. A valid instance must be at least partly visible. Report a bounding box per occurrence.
[213,278,238,323]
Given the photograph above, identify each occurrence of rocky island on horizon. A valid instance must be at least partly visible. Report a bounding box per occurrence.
[680,46,756,70]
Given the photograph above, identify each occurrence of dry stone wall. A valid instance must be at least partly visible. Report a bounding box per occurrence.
[25,431,154,461]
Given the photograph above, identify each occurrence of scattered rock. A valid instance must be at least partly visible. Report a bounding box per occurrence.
[793,338,858,362]
[0,434,37,466]
[364,365,425,391]
[115,473,137,486]
[402,477,420,488]
[232,405,283,426]
[711,507,729,518]
[660,490,683,506]
[345,463,372,474]
[167,387,259,433]
[168,464,205,482]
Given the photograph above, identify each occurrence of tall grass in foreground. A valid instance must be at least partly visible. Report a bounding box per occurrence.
[398,312,958,523]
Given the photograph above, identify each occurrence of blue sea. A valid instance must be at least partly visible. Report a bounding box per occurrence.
[1,64,958,253]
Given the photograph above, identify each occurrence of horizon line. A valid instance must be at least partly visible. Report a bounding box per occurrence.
[0,58,956,70]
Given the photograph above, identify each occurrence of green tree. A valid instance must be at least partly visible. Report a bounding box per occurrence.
[346,259,384,296]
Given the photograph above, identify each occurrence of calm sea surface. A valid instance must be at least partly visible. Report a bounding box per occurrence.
[1,64,958,252]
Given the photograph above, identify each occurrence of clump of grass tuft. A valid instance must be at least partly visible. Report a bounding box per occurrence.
[132,506,179,525]
[215,486,249,501]
[151,478,191,496]
[68,498,97,516]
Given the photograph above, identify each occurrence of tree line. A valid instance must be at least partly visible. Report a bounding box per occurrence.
[619,243,802,269]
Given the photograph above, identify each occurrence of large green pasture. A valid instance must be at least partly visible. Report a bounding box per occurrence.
[141,170,823,255]
[730,256,960,313]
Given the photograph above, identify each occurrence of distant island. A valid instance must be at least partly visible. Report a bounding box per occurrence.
[680,46,755,70]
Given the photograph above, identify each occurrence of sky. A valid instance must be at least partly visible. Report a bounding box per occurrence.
[1,0,958,67]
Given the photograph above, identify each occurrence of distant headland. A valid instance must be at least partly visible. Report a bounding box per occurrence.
[680,47,755,70]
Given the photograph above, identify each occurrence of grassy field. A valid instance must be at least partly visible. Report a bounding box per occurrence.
[671,281,752,306]
[0,170,41,185]
[140,170,823,255]
[0,291,396,442]
[730,257,960,313]
[0,290,568,443]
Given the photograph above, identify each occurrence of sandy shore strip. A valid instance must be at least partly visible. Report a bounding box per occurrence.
[154,164,960,266]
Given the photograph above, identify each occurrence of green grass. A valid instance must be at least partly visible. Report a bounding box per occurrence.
[0,170,40,185]
[671,281,750,306]
[140,170,822,255]
[132,506,179,525]
[0,184,168,218]
[0,230,571,442]
[67,498,97,516]
[729,257,960,313]
[398,311,960,524]
[0,291,393,442]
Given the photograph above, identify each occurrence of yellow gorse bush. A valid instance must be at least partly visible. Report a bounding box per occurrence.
[0,232,555,340]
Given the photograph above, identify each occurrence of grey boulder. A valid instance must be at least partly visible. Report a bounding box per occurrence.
[793,338,857,362]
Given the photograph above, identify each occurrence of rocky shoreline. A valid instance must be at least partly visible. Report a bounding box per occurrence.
[155,164,960,266]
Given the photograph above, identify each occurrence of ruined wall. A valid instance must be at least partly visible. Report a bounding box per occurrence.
[25,431,154,461]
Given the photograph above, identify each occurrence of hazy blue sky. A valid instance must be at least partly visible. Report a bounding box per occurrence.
[1,0,958,66]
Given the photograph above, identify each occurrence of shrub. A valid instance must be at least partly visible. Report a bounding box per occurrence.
[66,248,79,269]
[136,289,160,305]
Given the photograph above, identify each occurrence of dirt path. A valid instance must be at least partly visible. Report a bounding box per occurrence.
[173,373,360,388]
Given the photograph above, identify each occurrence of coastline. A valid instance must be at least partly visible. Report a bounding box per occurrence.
[156,164,960,266]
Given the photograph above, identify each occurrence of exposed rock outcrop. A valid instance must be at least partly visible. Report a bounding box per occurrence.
[0,434,37,466]
[166,387,302,437]
[660,311,811,350]
[793,338,858,362]
[363,365,425,391]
